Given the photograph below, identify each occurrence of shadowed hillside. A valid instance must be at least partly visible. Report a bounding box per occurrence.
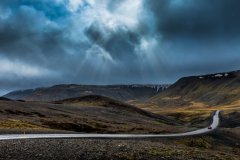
[56,95,179,125]
[4,84,169,102]
[0,95,183,134]
[0,97,11,101]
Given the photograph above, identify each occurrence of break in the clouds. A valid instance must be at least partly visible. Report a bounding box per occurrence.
[0,0,240,94]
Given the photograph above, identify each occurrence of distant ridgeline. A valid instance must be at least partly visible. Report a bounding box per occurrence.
[4,84,170,102]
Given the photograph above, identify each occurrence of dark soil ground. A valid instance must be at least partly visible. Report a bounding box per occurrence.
[0,130,239,160]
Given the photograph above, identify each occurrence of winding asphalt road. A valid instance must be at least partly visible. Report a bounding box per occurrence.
[0,110,220,140]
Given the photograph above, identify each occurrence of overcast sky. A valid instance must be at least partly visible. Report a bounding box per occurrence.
[1,0,240,95]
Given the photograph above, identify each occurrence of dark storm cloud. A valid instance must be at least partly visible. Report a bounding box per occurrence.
[0,0,91,94]
[0,1,89,69]
[85,22,141,61]
[142,0,240,76]
[0,0,240,95]
[147,0,240,39]
[0,3,66,62]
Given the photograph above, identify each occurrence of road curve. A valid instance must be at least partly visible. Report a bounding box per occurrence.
[0,110,220,140]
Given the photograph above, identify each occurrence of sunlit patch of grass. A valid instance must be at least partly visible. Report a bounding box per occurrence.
[0,119,42,129]
[132,97,240,113]
[165,111,211,123]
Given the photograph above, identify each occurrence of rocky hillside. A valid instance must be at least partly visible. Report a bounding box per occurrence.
[4,84,169,102]
[151,70,240,107]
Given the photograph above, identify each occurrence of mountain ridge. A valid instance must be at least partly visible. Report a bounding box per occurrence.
[4,84,170,102]
[151,70,240,107]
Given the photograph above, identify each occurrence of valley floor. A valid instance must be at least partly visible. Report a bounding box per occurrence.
[0,131,239,160]
[0,97,239,159]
